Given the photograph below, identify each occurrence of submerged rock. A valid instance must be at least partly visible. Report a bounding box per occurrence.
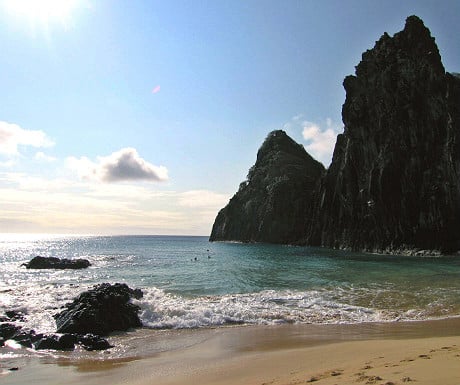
[210,130,324,243]
[22,256,91,269]
[54,283,143,336]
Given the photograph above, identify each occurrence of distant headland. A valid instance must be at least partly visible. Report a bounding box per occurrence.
[210,16,460,255]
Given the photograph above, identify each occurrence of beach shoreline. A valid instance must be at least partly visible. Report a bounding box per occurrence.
[2,317,460,385]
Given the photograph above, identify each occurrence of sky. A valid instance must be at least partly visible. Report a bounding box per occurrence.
[0,0,459,236]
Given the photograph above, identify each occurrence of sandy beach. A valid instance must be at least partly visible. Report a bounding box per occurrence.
[2,318,460,385]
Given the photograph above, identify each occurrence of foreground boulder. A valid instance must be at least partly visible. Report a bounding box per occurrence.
[34,334,77,350]
[23,256,91,269]
[77,333,113,351]
[0,320,112,351]
[54,283,143,336]
[34,333,112,351]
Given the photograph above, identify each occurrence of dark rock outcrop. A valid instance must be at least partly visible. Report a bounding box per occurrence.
[54,283,143,336]
[34,333,111,351]
[0,322,112,351]
[210,16,460,254]
[305,16,460,254]
[0,323,22,340]
[0,310,26,322]
[77,333,113,351]
[23,256,91,269]
[34,334,76,350]
[210,130,324,243]
[9,330,42,348]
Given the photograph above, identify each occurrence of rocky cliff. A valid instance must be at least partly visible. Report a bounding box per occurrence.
[210,16,460,254]
[305,16,460,254]
[209,130,324,243]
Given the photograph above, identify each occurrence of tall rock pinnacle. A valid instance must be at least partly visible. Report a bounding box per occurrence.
[305,15,460,253]
[210,130,324,243]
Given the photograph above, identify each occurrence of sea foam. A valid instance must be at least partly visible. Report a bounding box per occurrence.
[135,287,387,329]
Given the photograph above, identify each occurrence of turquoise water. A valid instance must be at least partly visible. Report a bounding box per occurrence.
[1,234,460,332]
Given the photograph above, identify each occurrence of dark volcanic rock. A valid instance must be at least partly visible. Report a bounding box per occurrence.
[34,335,67,350]
[10,330,42,348]
[54,283,143,336]
[57,333,79,349]
[210,16,460,254]
[305,15,460,253]
[23,256,91,269]
[0,314,112,351]
[34,334,97,351]
[210,130,324,243]
[0,310,26,322]
[78,333,113,351]
[0,323,22,340]
[0,324,43,348]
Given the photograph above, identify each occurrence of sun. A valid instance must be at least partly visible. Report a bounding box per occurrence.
[3,0,81,27]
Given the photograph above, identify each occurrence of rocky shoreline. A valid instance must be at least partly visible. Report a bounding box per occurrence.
[0,283,143,353]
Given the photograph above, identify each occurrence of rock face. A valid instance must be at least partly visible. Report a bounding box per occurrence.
[210,130,324,243]
[54,283,143,336]
[210,16,460,254]
[23,256,91,269]
[306,16,460,253]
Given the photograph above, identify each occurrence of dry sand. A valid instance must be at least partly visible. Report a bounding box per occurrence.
[2,319,460,385]
[148,335,460,385]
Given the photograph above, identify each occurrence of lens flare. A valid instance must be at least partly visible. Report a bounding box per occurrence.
[3,0,81,27]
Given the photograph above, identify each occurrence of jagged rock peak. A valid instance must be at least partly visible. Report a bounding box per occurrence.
[399,15,441,53]
[209,131,324,244]
[354,15,444,83]
[306,15,460,253]
[255,130,310,163]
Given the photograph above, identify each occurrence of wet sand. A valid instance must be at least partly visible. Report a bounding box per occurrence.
[2,318,460,385]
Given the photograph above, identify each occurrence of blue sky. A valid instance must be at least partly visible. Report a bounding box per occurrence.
[0,0,459,235]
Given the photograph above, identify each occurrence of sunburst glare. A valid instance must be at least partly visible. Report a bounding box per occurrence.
[3,0,82,28]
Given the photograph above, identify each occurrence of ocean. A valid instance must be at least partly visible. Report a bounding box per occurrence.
[1,234,460,361]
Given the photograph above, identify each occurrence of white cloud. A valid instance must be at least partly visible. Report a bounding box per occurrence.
[1,172,77,192]
[300,118,342,166]
[0,121,54,156]
[0,172,230,235]
[67,147,168,183]
[0,160,15,168]
[35,151,57,162]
